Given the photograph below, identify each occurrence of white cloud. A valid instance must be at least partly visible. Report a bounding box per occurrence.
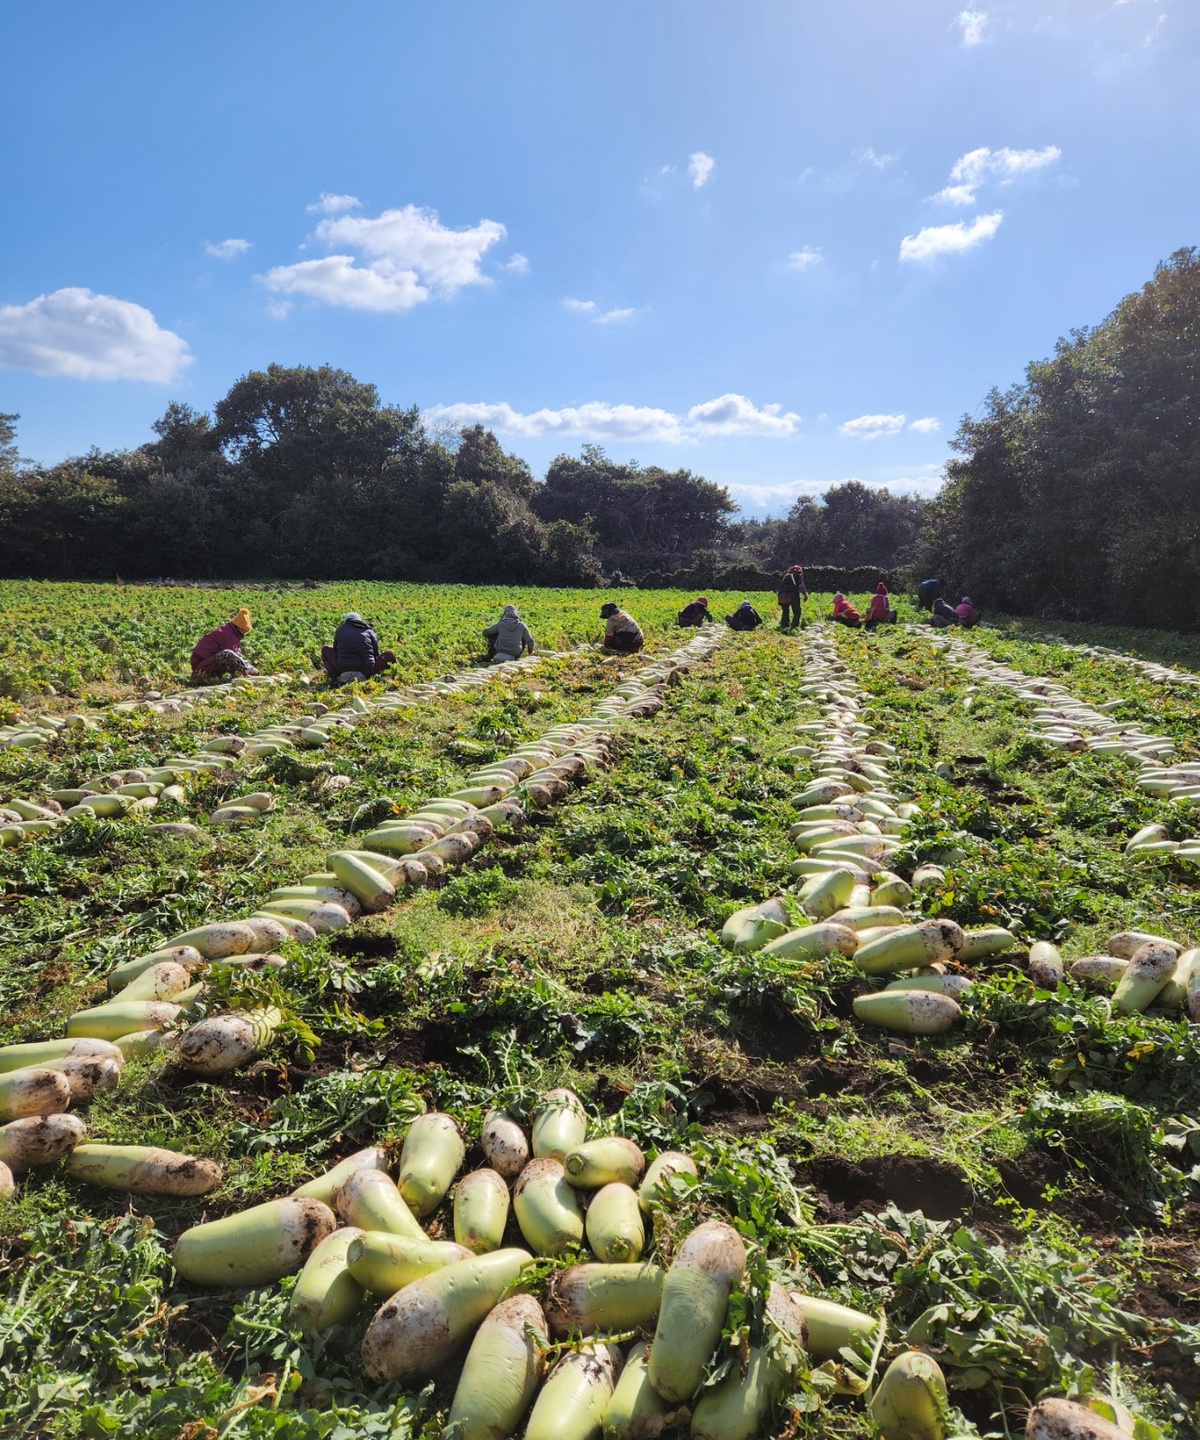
[261,204,506,313]
[423,392,799,444]
[857,147,900,170]
[839,413,908,440]
[0,287,191,382]
[956,9,990,44]
[787,246,824,269]
[686,395,801,436]
[307,193,361,215]
[562,297,638,325]
[501,253,530,274]
[688,151,715,188]
[933,145,1061,204]
[204,237,251,259]
[908,417,942,433]
[899,210,1004,262]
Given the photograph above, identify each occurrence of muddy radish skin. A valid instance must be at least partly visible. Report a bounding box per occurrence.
[1028,941,1065,988]
[525,1343,623,1440]
[0,1066,72,1121]
[288,1227,365,1333]
[545,1262,666,1337]
[335,1168,427,1243]
[647,1221,747,1403]
[0,1113,86,1172]
[531,1087,588,1160]
[0,1036,122,1075]
[564,1136,646,1189]
[345,1232,472,1295]
[106,947,204,991]
[293,1146,389,1206]
[690,1283,808,1440]
[65,1143,223,1195]
[853,990,962,1036]
[855,919,966,976]
[638,1150,699,1212]
[454,1167,510,1253]
[361,1247,534,1384]
[481,1107,530,1178]
[0,1160,13,1198]
[1025,1398,1129,1440]
[54,1053,122,1101]
[444,1294,548,1440]
[1112,941,1178,1014]
[398,1112,465,1216]
[1108,930,1181,960]
[175,1007,281,1077]
[513,1157,585,1256]
[869,1351,948,1440]
[173,1196,336,1286]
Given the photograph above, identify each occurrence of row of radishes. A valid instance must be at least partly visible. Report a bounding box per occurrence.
[0,652,552,846]
[930,633,1200,875]
[0,635,724,1194]
[722,631,1015,1037]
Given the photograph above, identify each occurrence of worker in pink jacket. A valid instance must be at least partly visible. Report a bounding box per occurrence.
[190,608,257,680]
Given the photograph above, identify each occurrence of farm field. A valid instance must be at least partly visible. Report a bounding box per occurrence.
[2,583,1200,1440]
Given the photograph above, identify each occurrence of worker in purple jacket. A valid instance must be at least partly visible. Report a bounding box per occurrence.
[190,608,256,680]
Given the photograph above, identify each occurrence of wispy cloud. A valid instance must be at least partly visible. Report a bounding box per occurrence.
[562,298,638,325]
[908,417,943,434]
[423,393,800,444]
[839,413,907,439]
[688,151,715,188]
[204,237,251,260]
[899,210,1004,262]
[787,246,824,270]
[857,147,900,170]
[500,253,530,275]
[0,287,191,382]
[261,203,506,313]
[307,193,361,215]
[932,145,1061,204]
[955,9,990,44]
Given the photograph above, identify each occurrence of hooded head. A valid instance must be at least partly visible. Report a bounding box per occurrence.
[600,602,619,618]
[502,604,518,618]
[231,608,252,633]
[344,612,364,624]
[833,592,844,602]
[695,596,708,607]
[961,596,972,606]
[876,583,887,594]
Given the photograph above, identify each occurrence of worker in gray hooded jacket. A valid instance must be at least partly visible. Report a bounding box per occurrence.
[483,604,535,663]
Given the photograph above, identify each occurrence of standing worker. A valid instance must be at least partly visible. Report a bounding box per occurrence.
[322,612,396,683]
[917,577,943,611]
[776,565,807,630]
[599,602,645,653]
[190,608,257,681]
[482,604,536,663]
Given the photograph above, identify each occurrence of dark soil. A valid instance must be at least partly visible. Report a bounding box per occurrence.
[800,1153,973,1221]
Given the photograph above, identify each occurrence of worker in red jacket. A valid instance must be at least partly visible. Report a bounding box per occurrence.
[190,608,256,680]
[864,583,898,630]
[831,592,863,628]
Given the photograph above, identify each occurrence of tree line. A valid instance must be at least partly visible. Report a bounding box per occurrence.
[0,367,924,586]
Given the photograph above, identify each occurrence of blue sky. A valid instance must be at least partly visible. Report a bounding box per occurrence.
[1,1,1196,515]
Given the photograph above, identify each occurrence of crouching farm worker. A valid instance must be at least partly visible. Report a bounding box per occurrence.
[931,596,958,628]
[831,592,862,628]
[725,599,763,631]
[482,604,535,664]
[191,608,257,681]
[677,596,712,627]
[864,583,898,631]
[956,596,979,628]
[600,602,645,654]
[321,613,396,684]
